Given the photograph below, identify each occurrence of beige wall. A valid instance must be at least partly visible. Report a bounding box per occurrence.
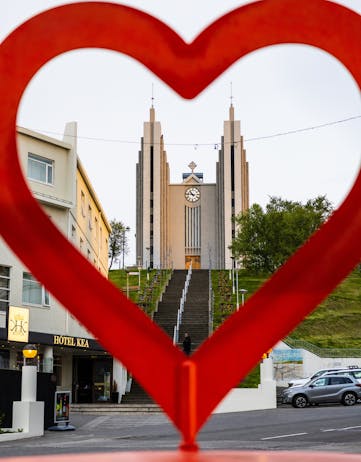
[71,165,110,276]
[168,183,217,269]
[0,125,110,338]
[18,127,75,209]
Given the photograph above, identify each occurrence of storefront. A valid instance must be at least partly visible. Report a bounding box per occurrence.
[72,354,113,403]
[0,328,122,404]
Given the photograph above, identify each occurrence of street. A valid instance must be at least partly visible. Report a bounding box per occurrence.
[1,405,361,456]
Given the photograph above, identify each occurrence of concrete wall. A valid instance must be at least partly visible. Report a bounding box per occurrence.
[272,342,361,385]
[213,358,276,414]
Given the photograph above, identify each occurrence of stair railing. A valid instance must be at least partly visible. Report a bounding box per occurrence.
[208,270,214,335]
[173,263,192,344]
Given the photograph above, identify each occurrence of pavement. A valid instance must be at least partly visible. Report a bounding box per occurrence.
[1,405,361,457]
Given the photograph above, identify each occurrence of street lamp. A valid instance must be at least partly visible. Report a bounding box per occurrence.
[239,288,248,308]
[23,343,38,366]
[230,256,235,295]
[145,247,150,280]
[122,226,130,269]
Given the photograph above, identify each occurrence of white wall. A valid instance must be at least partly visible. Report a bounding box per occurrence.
[272,341,361,385]
[213,358,276,414]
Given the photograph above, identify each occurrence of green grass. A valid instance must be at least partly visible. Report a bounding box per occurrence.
[289,270,361,348]
[211,268,361,386]
[211,268,361,349]
[109,269,171,316]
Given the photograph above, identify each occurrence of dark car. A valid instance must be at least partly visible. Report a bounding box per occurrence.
[282,374,361,408]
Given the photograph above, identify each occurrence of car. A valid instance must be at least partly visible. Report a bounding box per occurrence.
[325,368,361,384]
[281,374,361,408]
[288,365,359,387]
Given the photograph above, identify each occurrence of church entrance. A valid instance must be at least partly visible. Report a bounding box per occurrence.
[185,256,201,269]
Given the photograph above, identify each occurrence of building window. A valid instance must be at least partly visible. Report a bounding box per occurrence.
[81,191,86,217]
[53,355,62,386]
[0,266,10,311]
[88,206,93,230]
[27,153,54,185]
[71,225,76,240]
[22,272,50,306]
[87,249,91,260]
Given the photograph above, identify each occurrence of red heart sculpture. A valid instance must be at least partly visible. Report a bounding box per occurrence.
[1,0,361,450]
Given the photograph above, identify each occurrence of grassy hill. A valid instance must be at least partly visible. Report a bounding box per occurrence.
[108,268,171,316]
[211,269,361,349]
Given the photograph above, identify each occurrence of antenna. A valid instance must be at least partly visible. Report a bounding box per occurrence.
[151,83,154,108]
[230,81,234,107]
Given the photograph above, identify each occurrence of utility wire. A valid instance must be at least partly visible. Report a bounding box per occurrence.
[27,114,361,148]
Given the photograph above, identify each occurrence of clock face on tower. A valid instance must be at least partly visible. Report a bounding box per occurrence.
[185,187,200,203]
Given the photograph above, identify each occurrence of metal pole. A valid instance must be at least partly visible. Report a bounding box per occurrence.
[122,229,125,269]
[231,257,235,294]
[236,265,239,310]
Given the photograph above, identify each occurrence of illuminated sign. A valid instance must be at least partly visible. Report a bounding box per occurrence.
[8,306,29,342]
[53,335,89,348]
[54,391,71,423]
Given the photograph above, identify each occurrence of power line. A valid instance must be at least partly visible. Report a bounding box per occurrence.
[27,114,361,148]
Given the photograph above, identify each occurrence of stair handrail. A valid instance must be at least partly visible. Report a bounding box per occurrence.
[208,270,214,335]
[173,262,192,344]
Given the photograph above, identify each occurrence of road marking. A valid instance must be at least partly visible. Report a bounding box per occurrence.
[261,432,308,440]
[80,415,110,429]
[338,425,361,431]
[321,425,361,433]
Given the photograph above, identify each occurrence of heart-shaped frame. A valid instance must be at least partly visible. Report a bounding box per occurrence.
[1,0,361,450]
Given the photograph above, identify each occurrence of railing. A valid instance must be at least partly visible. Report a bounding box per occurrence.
[208,270,214,335]
[173,264,192,344]
[284,337,361,358]
[152,269,173,316]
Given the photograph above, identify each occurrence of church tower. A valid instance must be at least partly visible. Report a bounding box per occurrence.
[136,104,249,270]
[216,104,249,268]
[136,107,170,269]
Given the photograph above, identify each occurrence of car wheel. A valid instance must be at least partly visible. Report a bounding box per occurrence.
[292,394,308,408]
[342,392,357,406]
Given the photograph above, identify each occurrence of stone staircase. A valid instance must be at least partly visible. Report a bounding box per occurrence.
[73,270,210,413]
[179,270,210,351]
[71,403,161,413]
[153,270,187,338]
[121,270,210,407]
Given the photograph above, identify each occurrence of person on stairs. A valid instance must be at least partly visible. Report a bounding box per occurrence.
[182,332,192,356]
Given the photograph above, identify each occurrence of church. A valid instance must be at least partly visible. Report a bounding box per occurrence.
[136,104,249,270]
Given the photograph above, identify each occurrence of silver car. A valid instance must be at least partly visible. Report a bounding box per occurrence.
[288,365,359,387]
[325,368,361,384]
[282,375,361,408]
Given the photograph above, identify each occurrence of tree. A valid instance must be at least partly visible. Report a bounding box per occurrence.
[108,219,130,270]
[231,196,333,273]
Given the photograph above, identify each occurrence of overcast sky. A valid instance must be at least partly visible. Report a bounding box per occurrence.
[2,0,361,266]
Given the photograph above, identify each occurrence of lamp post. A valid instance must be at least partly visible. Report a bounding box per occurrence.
[13,343,45,436]
[235,261,239,309]
[230,256,235,295]
[122,226,130,269]
[23,343,38,366]
[239,288,248,308]
[146,246,150,280]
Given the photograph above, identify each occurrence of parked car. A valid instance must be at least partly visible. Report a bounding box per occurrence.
[282,375,361,408]
[325,368,361,384]
[288,365,359,387]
